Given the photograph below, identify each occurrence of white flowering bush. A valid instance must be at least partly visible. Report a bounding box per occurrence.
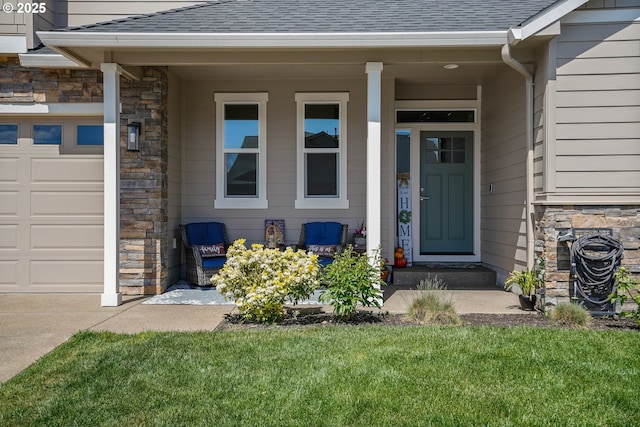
[211,239,321,323]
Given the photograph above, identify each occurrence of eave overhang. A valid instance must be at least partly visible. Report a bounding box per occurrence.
[35,30,510,67]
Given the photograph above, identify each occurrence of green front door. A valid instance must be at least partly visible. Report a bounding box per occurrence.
[420,131,473,254]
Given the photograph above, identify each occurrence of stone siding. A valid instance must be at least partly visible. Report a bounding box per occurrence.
[120,67,169,295]
[535,205,640,304]
[0,56,103,102]
[1,56,169,295]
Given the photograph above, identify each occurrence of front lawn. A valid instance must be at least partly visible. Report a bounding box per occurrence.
[1,326,639,426]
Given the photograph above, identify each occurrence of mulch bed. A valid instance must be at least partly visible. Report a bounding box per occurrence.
[216,310,639,331]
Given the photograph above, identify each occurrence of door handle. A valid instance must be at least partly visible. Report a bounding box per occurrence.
[420,197,430,201]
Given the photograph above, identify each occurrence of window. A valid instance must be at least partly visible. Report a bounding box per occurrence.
[214,93,268,209]
[0,124,18,144]
[295,93,349,209]
[34,124,62,145]
[397,110,475,123]
[77,125,104,146]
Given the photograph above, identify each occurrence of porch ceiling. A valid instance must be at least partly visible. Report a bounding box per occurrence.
[170,62,506,86]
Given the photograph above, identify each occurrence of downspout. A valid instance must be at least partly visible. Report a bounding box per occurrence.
[501,43,535,269]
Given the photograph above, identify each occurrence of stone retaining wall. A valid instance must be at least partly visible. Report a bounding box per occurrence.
[535,205,640,304]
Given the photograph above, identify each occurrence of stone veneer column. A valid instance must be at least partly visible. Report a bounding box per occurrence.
[119,67,169,295]
[535,205,640,305]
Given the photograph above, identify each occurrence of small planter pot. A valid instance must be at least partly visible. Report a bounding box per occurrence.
[380,269,390,283]
[518,294,537,311]
[354,237,366,247]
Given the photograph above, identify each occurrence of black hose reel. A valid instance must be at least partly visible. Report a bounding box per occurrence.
[566,231,624,316]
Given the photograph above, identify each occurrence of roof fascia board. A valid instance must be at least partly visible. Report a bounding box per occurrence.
[37,31,509,49]
[509,0,589,44]
[19,52,87,68]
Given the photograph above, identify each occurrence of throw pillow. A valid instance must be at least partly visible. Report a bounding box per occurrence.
[307,244,337,257]
[199,243,225,257]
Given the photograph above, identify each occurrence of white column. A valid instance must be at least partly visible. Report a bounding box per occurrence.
[100,63,123,307]
[365,62,383,258]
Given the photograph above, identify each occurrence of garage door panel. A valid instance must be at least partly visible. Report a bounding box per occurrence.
[31,260,102,287]
[30,191,103,217]
[0,225,18,249]
[0,192,19,216]
[0,158,19,182]
[30,225,103,250]
[0,260,18,285]
[31,158,103,183]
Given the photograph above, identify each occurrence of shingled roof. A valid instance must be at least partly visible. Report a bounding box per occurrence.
[56,0,562,34]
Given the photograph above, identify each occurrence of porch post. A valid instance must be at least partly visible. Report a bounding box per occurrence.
[365,62,383,258]
[100,63,123,307]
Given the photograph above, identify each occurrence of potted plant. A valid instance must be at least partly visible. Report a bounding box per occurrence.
[380,258,390,283]
[353,223,366,248]
[505,268,542,311]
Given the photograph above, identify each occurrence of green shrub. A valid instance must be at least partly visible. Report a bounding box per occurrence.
[319,245,384,319]
[551,303,592,328]
[212,239,321,323]
[408,275,462,326]
[609,267,640,325]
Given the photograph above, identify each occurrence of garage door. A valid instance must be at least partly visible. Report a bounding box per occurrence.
[0,119,104,293]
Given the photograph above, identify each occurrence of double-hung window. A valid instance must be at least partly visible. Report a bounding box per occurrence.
[214,93,268,209]
[295,93,349,209]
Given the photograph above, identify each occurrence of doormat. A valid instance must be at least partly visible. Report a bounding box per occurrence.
[143,281,325,306]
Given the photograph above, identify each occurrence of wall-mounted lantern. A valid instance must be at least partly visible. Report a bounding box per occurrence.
[127,122,141,151]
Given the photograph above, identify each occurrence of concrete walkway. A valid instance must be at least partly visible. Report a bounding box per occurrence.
[0,287,523,383]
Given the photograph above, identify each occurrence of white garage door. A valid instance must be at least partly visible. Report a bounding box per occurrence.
[0,118,104,293]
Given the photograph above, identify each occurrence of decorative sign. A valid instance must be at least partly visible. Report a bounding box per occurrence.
[265,219,285,248]
[397,173,413,266]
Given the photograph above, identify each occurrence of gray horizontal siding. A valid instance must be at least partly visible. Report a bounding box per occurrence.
[62,1,204,27]
[181,77,370,247]
[481,65,528,274]
[554,18,640,193]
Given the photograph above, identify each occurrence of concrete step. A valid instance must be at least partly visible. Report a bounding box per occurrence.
[392,265,497,289]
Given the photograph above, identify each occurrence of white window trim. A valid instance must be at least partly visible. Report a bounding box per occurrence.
[295,92,349,209]
[214,92,268,209]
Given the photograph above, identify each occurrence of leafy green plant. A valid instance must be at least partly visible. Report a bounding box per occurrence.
[408,275,462,326]
[551,303,592,328]
[212,239,320,322]
[505,257,545,297]
[319,245,384,319]
[609,267,640,325]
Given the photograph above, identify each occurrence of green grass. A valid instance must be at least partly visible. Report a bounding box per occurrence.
[1,326,639,426]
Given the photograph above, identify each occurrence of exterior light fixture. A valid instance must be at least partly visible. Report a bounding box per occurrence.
[443,64,459,70]
[127,122,141,151]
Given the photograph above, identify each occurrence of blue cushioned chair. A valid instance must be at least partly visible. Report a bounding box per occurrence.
[181,222,230,286]
[298,222,349,267]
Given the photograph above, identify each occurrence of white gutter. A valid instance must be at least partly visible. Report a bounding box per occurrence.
[37,31,509,49]
[501,43,535,269]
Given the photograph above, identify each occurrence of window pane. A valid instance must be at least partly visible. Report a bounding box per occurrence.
[34,124,62,145]
[306,153,337,196]
[226,153,257,196]
[77,125,104,146]
[452,151,466,163]
[0,124,18,144]
[224,104,258,149]
[304,104,339,148]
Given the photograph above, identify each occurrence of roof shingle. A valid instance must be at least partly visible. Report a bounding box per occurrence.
[58,0,562,34]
